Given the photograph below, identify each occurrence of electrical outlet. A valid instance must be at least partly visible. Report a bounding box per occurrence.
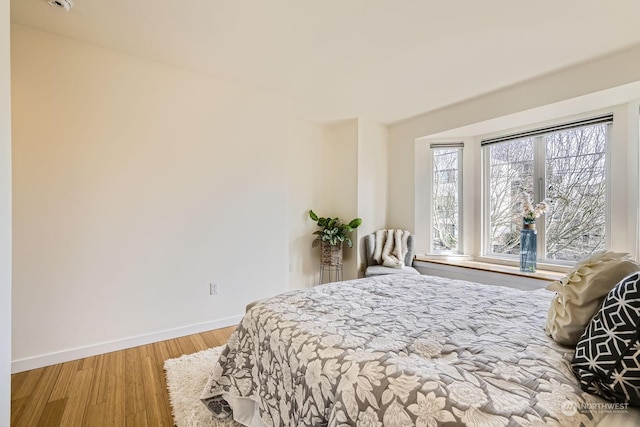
[209,282,219,295]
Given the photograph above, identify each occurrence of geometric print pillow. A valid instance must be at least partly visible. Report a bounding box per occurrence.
[572,272,640,405]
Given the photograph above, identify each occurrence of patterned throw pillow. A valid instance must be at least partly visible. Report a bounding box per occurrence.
[572,272,640,405]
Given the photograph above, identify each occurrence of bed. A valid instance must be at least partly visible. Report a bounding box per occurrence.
[200,274,636,426]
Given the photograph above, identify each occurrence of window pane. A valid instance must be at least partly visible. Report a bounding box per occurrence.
[545,124,607,260]
[432,149,460,252]
[488,138,534,255]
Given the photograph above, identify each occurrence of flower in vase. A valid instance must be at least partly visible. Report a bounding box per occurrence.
[521,192,550,223]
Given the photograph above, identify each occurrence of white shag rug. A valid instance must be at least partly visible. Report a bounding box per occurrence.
[164,346,242,427]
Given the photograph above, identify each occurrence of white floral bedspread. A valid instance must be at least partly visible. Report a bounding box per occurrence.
[201,274,607,426]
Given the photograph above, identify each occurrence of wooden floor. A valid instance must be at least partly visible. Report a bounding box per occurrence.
[11,326,237,427]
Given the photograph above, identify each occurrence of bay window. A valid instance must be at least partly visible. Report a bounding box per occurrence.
[483,115,611,263]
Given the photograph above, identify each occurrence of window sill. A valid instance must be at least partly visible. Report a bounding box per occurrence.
[414,255,567,282]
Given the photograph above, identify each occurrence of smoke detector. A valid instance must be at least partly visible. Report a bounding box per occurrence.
[48,0,73,11]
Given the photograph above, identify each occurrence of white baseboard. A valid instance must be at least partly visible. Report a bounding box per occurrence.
[11,314,243,373]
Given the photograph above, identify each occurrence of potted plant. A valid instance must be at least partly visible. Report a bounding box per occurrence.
[309,210,362,266]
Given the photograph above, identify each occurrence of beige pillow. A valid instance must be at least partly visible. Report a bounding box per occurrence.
[545,251,640,346]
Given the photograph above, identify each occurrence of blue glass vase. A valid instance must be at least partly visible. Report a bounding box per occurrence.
[520,222,537,272]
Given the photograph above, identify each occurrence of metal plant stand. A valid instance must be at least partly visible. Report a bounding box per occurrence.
[319,263,343,285]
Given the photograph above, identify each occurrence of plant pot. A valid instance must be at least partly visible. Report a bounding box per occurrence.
[320,241,343,266]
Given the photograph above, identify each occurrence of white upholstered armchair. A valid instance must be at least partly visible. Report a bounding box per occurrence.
[363,230,420,277]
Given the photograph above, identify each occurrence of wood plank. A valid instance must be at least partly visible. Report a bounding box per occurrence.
[109,349,127,426]
[141,355,172,426]
[58,368,93,426]
[11,371,29,397]
[37,398,67,427]
[10,397,28,427]
[138,340,156,360]
[49,359,81,400]
[13,363,62,426]
[152,340,171,367]
[124,347,146,416]
[165,336,184,359]
[151,339,174,424]
[175,336,197,356]
[104,365,126,427]
[199,330,220,348]
[212,326,236,345]
[81,401,108,427]
[79,353,98,371]
[87,353,108,406]
[13,367,45,399]
[126,410,148,427]
[188,332,209,352]
[414,256,566,281]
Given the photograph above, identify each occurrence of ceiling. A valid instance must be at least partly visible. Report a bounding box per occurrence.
[10,0,640,124]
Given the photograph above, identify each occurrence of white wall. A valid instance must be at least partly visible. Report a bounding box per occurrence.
[389,44,640,236]
[0,0,11,423]
[356,119,388,273]
[327,120,359,280]
[11,25,300,367]
[287,120,332,288]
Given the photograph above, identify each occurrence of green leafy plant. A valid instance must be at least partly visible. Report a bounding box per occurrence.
[309,210,362,248]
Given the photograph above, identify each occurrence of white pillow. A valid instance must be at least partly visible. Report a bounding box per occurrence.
[545,251,640,346]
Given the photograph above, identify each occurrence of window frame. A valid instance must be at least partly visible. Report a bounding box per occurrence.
[481,118,612,265]
[429,143,464,255]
